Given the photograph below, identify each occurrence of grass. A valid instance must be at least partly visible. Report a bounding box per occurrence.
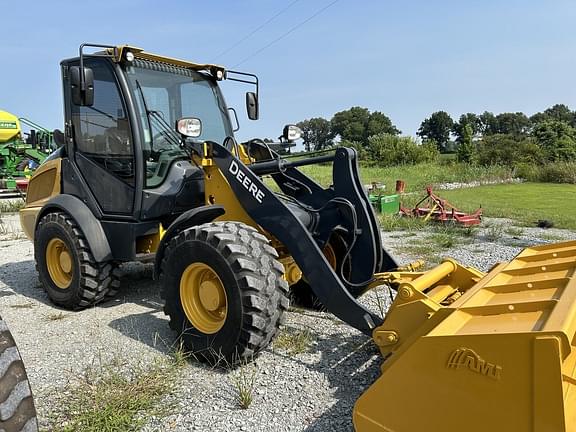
[395,225,475,266]
[48,347,188,431]
[45,311,69,321]
[379,214,426,232]
[230,359,257,409]
[273,327,314,355]
[0,199,25,213]
[440,183,576,230]
[298,162,513,192]
[9,302,35,309]
[484,223,505,242]
[539,232,565,241]
[505,226,524,238]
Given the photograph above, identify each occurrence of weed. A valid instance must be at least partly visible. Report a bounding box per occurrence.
[539,232,564,241]
[48,352,184,431]
[273,328,314,355]
[170,340,191,368]
[505,226,524,238]
[379,214,425,232]
[485,224,504,242]
[428,232,457,249]
[389,232,418,239]
[46,311,69,321]
[9,303,34,309]
[0,199,25,213]
[461,225,478,238]
[230,359,257,410]
[396,242,442,266]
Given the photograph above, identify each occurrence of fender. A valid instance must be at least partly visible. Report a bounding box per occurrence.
[36,194,112,262]
[153,205,225,279]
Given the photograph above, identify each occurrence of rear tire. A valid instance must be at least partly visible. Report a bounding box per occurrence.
[0,316,38,432]
[35,212,120,310]
[160,221,289,365]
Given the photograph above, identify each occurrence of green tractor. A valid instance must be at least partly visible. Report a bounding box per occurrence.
[0,110,54,193]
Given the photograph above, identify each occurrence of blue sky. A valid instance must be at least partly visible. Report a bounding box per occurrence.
[2,0,575,143]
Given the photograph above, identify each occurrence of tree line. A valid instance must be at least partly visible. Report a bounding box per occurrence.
[296,104,576,167]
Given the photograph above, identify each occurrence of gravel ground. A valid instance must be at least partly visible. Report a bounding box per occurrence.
[0,213,575,431]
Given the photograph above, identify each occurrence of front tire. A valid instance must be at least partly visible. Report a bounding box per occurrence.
[160,221,289,365]
[35,212,120,310]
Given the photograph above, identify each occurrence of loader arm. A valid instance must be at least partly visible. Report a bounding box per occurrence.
[209,142,386,335]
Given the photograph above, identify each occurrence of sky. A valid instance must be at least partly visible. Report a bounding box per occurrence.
[2,0,576,144]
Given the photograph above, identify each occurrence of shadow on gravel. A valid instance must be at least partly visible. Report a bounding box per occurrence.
[273,329,382,432]
[0,259,48,305]
[307,334,381,431]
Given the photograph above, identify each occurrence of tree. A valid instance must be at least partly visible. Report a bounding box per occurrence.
[494,112,530,136]
[367,111,401,137]
[530,104,575,127]
[296,117,334,151]
[453,113,481,144]
[479,111,497,135]
[456,124,477,163]
[330,107,400,145]
[476,134,544,166]
[366,134,438,166]
[417,111,454,152]
[331,107,370,143]
[532,120,576,161]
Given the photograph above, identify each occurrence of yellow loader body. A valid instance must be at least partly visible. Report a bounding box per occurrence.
[356,240,576,431]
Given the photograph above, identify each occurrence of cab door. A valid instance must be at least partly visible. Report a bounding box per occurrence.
[63,58,136,216]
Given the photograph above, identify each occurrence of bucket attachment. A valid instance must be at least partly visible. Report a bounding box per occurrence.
[355,240,576,431]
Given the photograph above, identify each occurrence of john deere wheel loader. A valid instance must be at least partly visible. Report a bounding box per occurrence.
[20,44,576,431]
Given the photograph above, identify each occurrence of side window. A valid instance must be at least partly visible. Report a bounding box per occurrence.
[71,60,135,185]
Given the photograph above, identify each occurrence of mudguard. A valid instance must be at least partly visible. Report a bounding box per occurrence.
[37,194,112,262]
[153,205,225,278]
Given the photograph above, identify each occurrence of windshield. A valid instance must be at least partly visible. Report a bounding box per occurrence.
[126,60,233,187]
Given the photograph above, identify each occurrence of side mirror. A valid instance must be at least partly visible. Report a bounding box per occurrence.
[282,124,302,142]
[246,92,259,120]
[70,66,94,106]
[53,129,65,147]
[176,117,202,138]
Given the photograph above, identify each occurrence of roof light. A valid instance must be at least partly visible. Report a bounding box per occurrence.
[125,51,135,63]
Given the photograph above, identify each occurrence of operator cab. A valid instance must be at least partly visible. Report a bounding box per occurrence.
[60,45,256,228]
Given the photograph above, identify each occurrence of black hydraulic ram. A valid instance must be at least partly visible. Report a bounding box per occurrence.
[211,143,396,336]
[248,153,336,176]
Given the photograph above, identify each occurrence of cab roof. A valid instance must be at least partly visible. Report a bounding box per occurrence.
[109,45,226,78]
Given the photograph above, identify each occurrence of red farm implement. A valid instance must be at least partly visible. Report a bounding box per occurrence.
[400,186,482,226]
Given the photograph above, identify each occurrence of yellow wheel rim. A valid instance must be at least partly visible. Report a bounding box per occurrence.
[46,238,73,289]
[180,263,227,334]
[323,243,337,270]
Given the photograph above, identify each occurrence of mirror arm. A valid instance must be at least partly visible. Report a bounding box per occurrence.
[78,43,117,98]
[225,70,259,99]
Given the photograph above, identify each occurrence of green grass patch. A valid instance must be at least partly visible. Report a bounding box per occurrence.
[298,162,513,192]
[273,327,314,355]
[440,183,576,230]
[48,352,184,432]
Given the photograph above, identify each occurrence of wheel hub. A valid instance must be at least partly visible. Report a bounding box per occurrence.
[180,263,227,334]
[46,238,73,289]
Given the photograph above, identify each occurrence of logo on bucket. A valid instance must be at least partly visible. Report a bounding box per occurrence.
[447,347,502,381]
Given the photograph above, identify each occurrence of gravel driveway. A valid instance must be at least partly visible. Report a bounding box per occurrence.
[0,213,574,431]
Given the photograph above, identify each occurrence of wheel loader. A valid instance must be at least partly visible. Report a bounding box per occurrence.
[19,44,576,431]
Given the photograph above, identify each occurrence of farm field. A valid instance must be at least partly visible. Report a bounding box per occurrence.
[298,162,513,192]
[298,163,576,230]
[440,183,576,230]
